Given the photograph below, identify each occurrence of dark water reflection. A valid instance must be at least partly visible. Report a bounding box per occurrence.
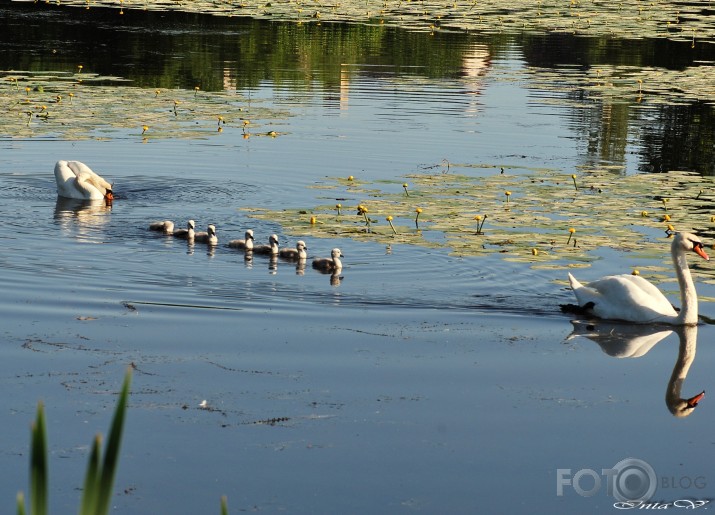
[2,3,715,174]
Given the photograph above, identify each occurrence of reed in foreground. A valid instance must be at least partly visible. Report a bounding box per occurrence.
[17,368,132,515]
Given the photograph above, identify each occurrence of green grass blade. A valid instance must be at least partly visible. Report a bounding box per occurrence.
[95,368,132,515]
[220,495,228,515]
[79,434,102,515]
[30,402,48,515]
[16,491,26,515]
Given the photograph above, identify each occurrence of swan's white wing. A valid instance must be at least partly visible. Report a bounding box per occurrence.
[54,160,108,200]
[570,273,677,323]
[54,160,89,199]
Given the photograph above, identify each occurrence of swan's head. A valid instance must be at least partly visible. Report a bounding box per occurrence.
[668,390,705,418]
[331,248,343,259]
[675,232,709,261]
[188,220,195,230]
[208,224,216,236]
[246,229,254,241]
[269,234,279,245]
[296,240,307,250]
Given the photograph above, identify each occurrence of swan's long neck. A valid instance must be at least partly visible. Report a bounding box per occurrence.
[666,326,698,416]
[673,245,698,325]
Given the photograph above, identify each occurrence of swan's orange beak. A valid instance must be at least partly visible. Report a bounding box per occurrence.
[686,390,705,408]
[693,244,709,261]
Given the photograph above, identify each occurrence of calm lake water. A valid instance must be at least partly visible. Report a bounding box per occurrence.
[1,4,715,514]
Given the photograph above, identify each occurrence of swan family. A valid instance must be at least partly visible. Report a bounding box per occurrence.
[55,161,711,313]
[53,160,344,274]
[148,221,340,272]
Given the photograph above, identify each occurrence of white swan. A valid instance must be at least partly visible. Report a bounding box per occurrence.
[568,232,709,325]
[312,248,343,273]
[253,234,279,255]
[279,240,308,260]
[149,220,175,234]
[194,224,218,245]
[54,160,113,200]
[228,229,255,250]
[173,220,195,240]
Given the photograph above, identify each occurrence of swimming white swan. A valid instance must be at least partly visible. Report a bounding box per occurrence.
[173,220,195,240]
[312,248,343,272]
[54,160,114,200]
[253,234,279,255]
[228,229,255,250]
[194,224,218,245]
[279,240,308,260]
[568,232,709,325]
[149,220,175,234]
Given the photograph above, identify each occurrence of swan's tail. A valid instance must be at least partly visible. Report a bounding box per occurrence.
[567,272,583,291]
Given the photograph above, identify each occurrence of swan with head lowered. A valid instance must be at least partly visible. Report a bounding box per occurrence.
[54,160,114,201]
[568,232,709,325]
[148,220,175,234]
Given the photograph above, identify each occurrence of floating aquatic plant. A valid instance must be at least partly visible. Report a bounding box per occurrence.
[567,227,576,245]
[244,163,715,279]
[37,0,715,46]
[386,215,397,235]
[0,70,289,140]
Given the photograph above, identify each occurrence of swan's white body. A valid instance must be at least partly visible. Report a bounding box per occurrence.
[279,240,308,260]
[149,220,175,234]
[568,232,709,325]
[312,248,343,272]
[228,229,255,250]
[174,220,195,240]
[194,224,218,245]
[253,234,279,255]
[54,160,113,200]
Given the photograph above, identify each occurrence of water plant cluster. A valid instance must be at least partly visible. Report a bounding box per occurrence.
[0,70,286,139]
[504,63,715,108]
[245,163,715,281]
[28,0,715,44]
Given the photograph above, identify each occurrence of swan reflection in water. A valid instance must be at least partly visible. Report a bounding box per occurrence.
[567,321,705,418]
[54,196,112,242]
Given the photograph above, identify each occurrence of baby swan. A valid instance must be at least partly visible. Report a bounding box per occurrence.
[253,234,280,255]
[279,240,308,260]
[173,219,195,240]
[194,224,218,245]
[149,220,175,234]
[228,229,255,251]
[312,248,343,272]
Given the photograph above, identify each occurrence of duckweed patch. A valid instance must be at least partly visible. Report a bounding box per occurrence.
[28,0,715,46]
[0,71,289,139]
[245,164,715,276]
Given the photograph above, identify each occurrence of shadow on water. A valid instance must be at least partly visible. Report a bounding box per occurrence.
[566,321,706,418]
